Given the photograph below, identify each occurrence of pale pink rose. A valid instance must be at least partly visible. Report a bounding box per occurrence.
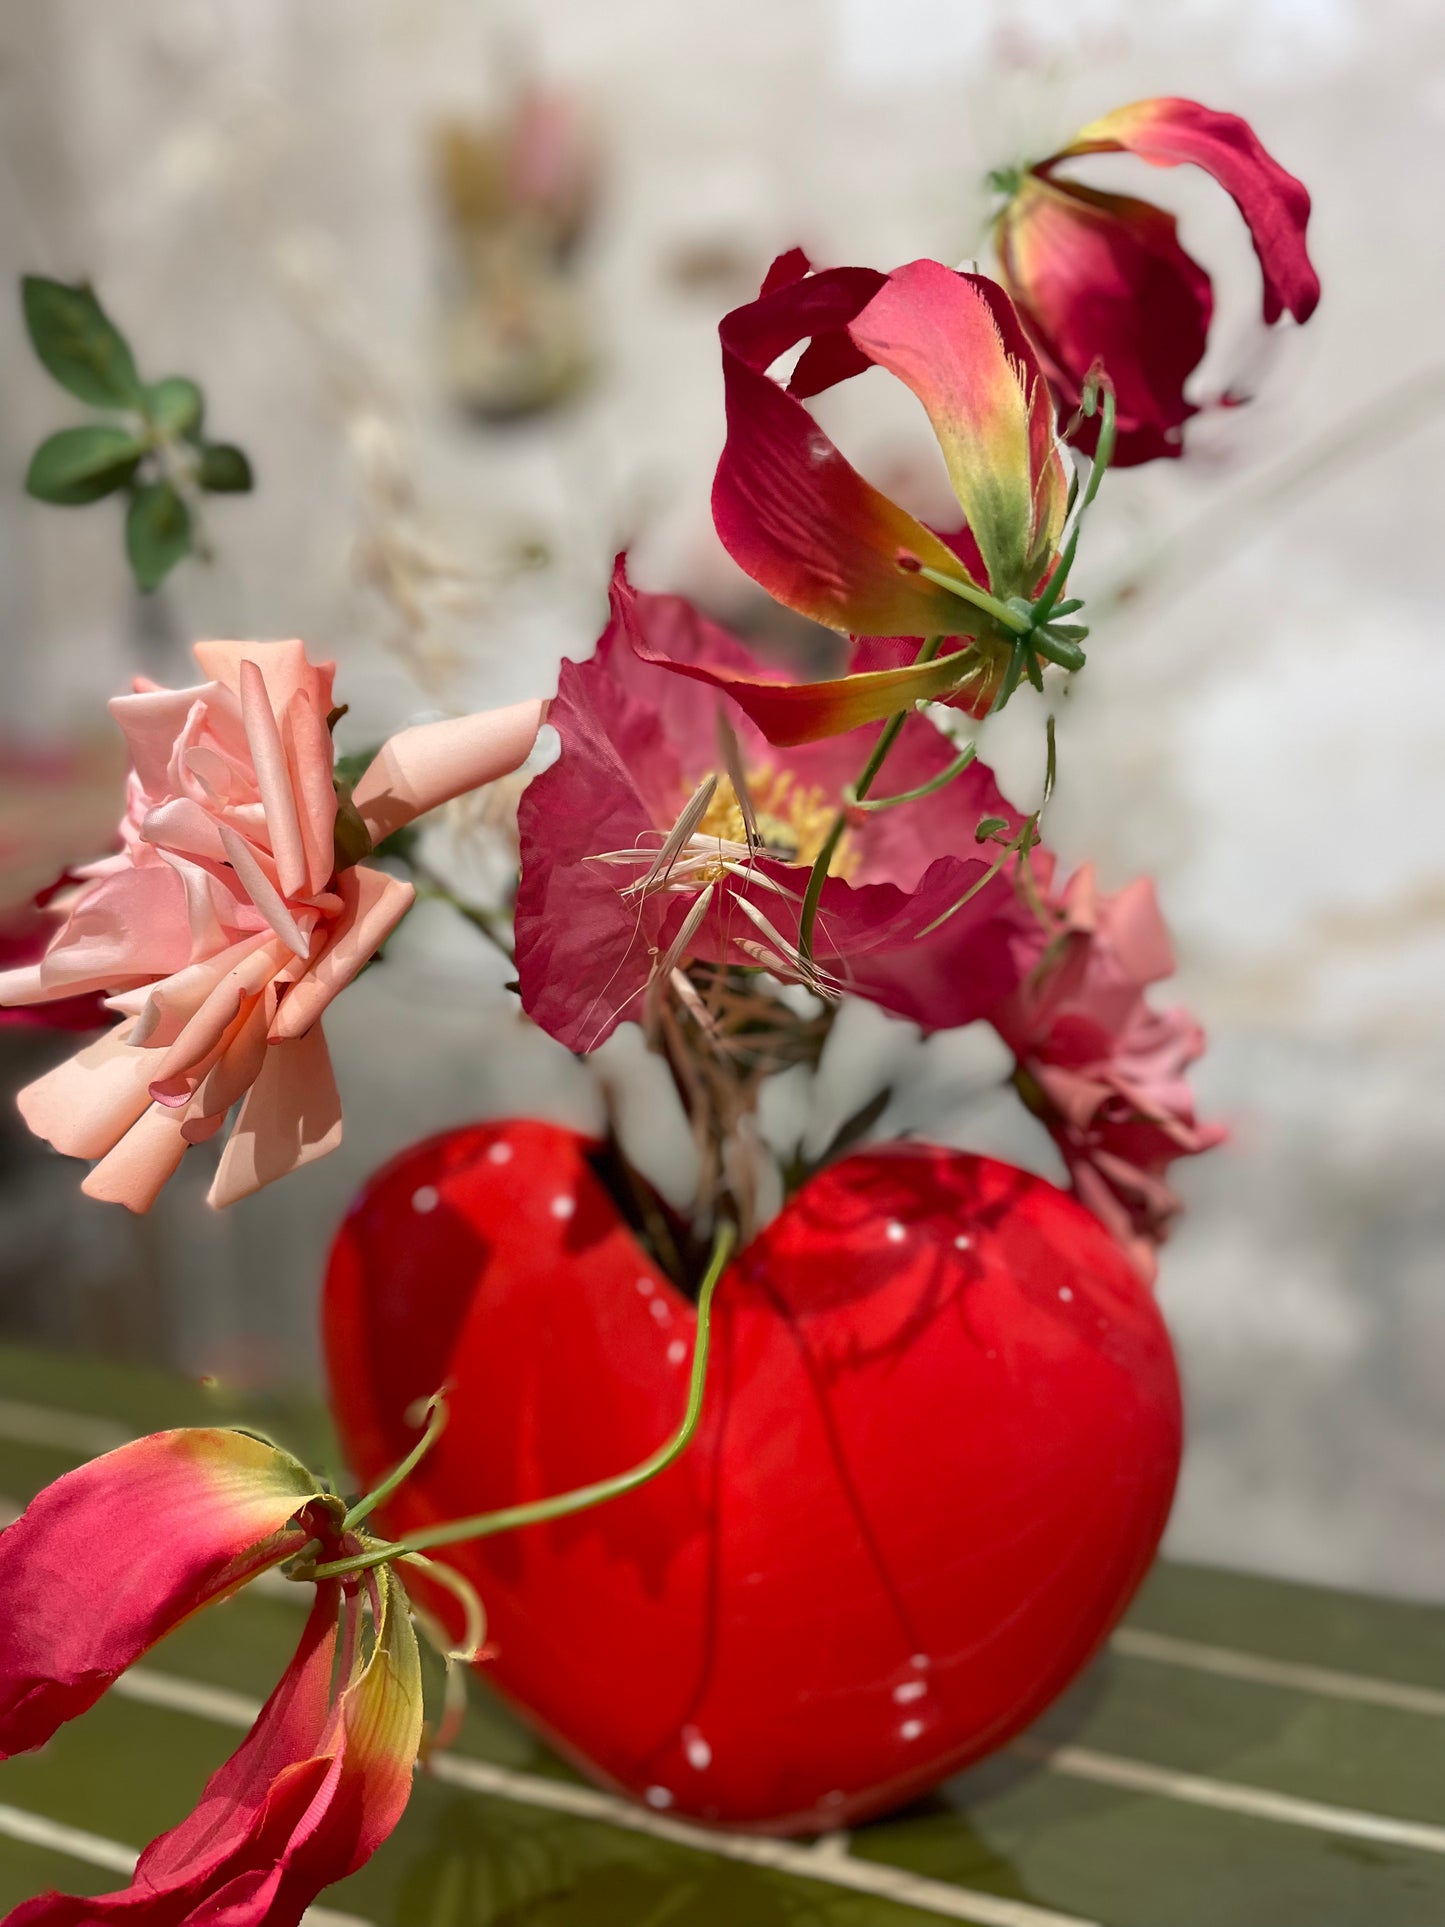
[0,639,542,1212]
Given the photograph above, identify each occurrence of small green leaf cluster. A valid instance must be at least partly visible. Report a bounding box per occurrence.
[20,276,255,592]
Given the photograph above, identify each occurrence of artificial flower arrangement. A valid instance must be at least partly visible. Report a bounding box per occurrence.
[0,96,1315,1918]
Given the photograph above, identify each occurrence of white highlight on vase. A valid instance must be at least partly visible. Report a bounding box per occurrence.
[644,1785,674,1809]
[550,1195,576,1221]
[411,1185,439,1214]
[486,1141,513,1164]
[886,1221,907,1244]
[682,1726,713,1771]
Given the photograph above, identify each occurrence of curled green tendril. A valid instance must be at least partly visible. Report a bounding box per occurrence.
[308,1219,737,1582]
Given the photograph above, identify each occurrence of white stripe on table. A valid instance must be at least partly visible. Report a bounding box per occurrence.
[1013,1739,1445,1856]
[0,1399,131,1457]
[1111,1626,1445,1718]
[117,1660,1445,1870]
[0,1803,135,1876]
[427,1749,1098,1927]
[108,1667,1095,1927]
[0,1799,366,1925]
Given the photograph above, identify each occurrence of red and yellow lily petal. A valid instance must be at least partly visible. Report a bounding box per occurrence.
[610,558,977,747]
[997,175,1212,465]
[846,259,1069,596]
[1049,97,1319,327]
[0,1429,324,1760]
[5,1584,351,1927]
[712,257,986,641]
[306,1563,425,1880]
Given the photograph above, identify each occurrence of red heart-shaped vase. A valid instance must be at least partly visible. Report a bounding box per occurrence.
[324,1120,1181,1834]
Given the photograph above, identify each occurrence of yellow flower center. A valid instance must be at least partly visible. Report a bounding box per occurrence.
[694,768,858,879]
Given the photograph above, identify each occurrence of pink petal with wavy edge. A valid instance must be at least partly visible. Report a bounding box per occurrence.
[515,651,678,1053]
[0,1429,321,1760]
[208,1023,343,1209]
[15,1022,154,1161]
[238,659,308,898]
[1054,96,1319,327]
[8,866,192,1002]
[847,260,1067,596]
[352,700,545,846]
[269,866,415,1043]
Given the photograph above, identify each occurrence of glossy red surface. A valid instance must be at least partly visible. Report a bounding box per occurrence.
[325,1120,1181,1834]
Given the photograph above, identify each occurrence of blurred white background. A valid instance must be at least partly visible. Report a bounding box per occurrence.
[1,0,1442,1597]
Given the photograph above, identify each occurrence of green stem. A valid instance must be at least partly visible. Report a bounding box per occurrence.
[797,637,945,963]
[916,567,1030,635]
[1033,385,1117,628]
[343,1392,448,1532]
[917,821,1033,938]
[310,1220,737,1581]
[851,741,977,812]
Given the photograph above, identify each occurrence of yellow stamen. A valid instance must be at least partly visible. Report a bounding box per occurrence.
[696,769,858,879]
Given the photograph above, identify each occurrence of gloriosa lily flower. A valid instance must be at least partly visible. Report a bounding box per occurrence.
[685,250,1070,744]
[988,860,1226,1281]
[0,639,542,1211]
[0,1428,423,1926]
[514,560,1040,1049]
[994,98,1320,465]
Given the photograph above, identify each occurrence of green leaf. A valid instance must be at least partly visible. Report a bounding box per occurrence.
[144,376,203,438]
[125,481,192,592]
[974,814,1009,843]
[20,275,142,409]
[25,425,145,505]
[197,441,253,492]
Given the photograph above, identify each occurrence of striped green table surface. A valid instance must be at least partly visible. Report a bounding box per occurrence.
[1,1348,1442,1927]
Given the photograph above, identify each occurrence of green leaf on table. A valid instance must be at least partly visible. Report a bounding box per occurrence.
[20,275,142,408]
[25,424,145,505]
[197,441,253,492]
[144,375,204,438]
[125,481,192,591]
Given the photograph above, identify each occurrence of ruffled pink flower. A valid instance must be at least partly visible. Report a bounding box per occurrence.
[995,98,1319,465]
[0,639,542,1211]
[0,1429,422,1927]
[990,862,1225,1281]
[514,559,1040,1051]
